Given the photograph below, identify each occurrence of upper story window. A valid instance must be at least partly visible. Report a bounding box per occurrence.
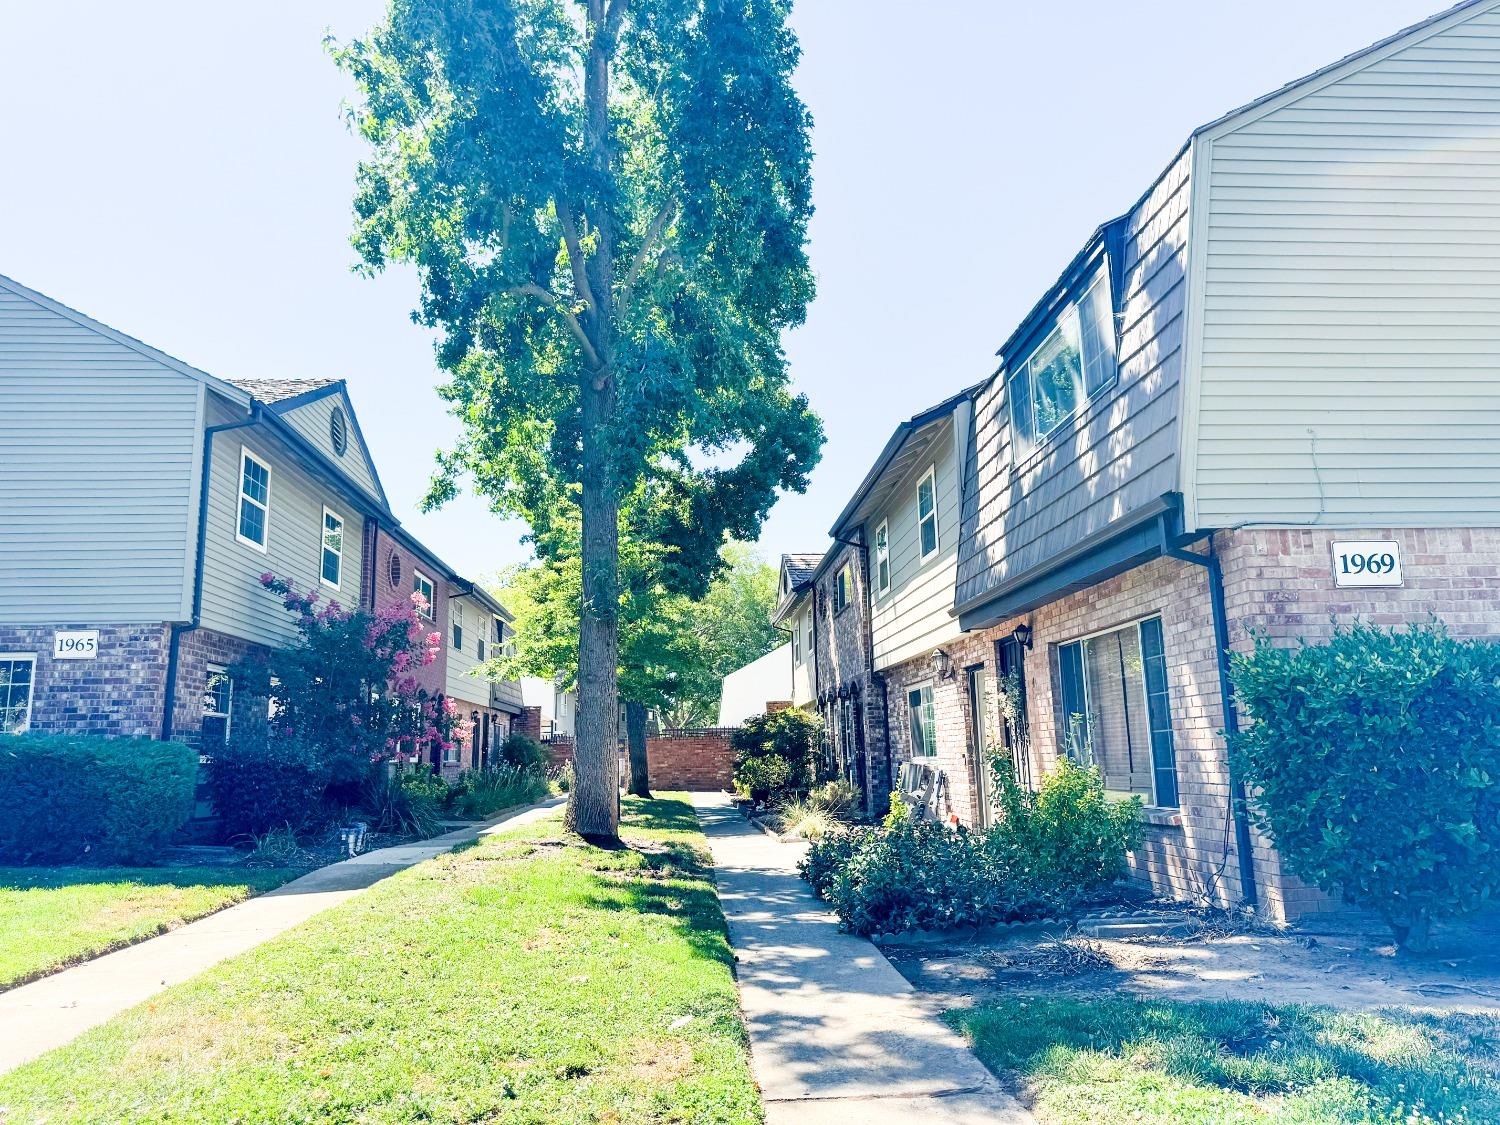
[320,507,344,590]
[477,636,486,661]
[236,447,271,551]
[1056,615,1177,807]
[452,620,464,652]
[833,565,851,613]
[0,655,35,735]
[917,466,938,561]
[1006,266,1117,461]
[874,520,890,594]
[792,614,802,662]
[413,570,435,619]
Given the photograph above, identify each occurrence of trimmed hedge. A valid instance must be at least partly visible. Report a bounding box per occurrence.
[0,734,196,863]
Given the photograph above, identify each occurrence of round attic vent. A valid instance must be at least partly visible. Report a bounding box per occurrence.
[330,407,349,456]
[388,550,403,591]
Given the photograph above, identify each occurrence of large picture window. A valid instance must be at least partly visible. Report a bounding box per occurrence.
[0,656,35,734]
[1056,616,1178,807]
[236,447,271,550]
[907,682,936,757]
[1006,267,1116,459]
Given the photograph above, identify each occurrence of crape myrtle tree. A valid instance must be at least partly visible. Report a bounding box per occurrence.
[335,0,821,842]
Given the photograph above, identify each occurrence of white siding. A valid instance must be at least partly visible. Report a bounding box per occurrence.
[1189,1,1500,528]
[869,417,963,670]
[0,285,201,624]
[199,395,366,647]
[278,389,384,505]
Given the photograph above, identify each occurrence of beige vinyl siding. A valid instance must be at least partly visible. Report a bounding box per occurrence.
[1189,1,1500,528]
[278,389,384,505]
[445,595,492,706]
[870,417,963,670]
[790,601,814,707]
[199,395,366,647]
[956,148,1191,610]
[0,285,201,624]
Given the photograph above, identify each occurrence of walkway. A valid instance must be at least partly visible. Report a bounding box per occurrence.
[692,792,1033,1125]
[0,796,565,1075]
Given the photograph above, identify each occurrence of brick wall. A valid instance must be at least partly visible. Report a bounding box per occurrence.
[0,623,170,738]
[546,728,735,791]
[517,705,542,742]
[171,627,272,749]
[370,526,448,699]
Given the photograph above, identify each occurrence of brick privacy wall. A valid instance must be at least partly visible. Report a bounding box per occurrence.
[516,705,542,742]
[0,623,171,738]
[547,728,735,791]
[371,526,448,700]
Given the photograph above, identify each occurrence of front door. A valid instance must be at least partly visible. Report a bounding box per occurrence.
[996,635,1033,791]
[967,666,997,827]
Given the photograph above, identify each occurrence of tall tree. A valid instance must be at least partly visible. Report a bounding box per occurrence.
[336,0,821,842]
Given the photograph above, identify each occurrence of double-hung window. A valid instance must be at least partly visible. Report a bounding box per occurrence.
[1056,616,1178,807]
[320,507,344,589]
[833,565,851,613]
[413,571,435,619]
[917,467,938,560]
[1007,266,1117,460]
[792,614,802,662]
[202,664,234,748]
[452,622,463,651]
[237,447,271,551]
[874,520,890,594]
[907,683,936,757]
[0,655,35,734]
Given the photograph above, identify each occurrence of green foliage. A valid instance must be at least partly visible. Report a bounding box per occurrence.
[206,730,329,842]
[989,757,1144,913]
[499,732,549,771]
[243,825,314,869]
[363,769,448,839]
[883,790,911,829]
[1230,621,1500,947]
[0,735,195,864]
[447,765,550,820]
[800,762,1142,936]
[553,761,575,794]
[808,779,857,817]
[731,708,822,805]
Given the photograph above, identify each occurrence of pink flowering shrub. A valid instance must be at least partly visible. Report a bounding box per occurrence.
[236,576,465,793]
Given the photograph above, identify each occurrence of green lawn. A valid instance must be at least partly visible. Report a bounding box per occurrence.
[0,866,293,990]
[951,995,1500,1124]
[0,795,761,1125]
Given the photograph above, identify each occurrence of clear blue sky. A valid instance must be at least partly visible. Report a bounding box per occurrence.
[0,1,1442,578]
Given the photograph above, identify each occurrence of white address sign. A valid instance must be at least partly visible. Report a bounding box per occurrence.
[53,630,100,659]
[1331,541,1403,588]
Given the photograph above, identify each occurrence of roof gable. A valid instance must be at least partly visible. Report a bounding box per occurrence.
[273,382,388,508]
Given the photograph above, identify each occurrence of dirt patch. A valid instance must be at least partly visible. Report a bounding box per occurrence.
[887,907,1500,1014]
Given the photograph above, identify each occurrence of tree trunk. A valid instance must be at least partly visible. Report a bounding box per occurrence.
[626,700,650,798]
[565,375,621,844]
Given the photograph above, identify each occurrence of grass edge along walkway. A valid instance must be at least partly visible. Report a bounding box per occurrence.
[0,794,763,1125]
[950,994,1500,1125]
[0,866,294,991]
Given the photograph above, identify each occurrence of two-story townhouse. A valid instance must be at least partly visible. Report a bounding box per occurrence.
[444,583,522,777]
[808,540,881,813]
[771,553,821,712]
[933,0,1500,921]
[0,273,523,774]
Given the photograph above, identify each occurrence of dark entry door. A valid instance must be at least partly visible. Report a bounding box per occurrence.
[996,635,1033,791]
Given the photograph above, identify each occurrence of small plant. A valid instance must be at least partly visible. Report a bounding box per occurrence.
[883,790,911,828]
[731,708,822,806]
[808,779,857,816]
[448,764,549,819]
[363,768,448,839]
[243,824,312,868]
[499,732,549,771]
[1231,621,1500,951]
[777,799,837,840]
[552,761,575,793]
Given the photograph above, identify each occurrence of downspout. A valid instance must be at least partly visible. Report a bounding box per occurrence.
[161,404,262,741]
[1158,510,1259,912]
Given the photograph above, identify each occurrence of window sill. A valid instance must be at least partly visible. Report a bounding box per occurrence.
[1139,805,1183,829]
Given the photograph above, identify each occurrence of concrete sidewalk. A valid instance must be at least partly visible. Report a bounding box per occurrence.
[0,796,565,1075]
[692,792,1033,1125]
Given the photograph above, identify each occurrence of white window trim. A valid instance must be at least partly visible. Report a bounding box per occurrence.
[916,465,939,563]
[320,505,344,591]
[203,662,234,743]
[907,680,936,757]
[413,570,435,620]
[792,612,802,663]
[0,653,36,735]
[236,446,272,553]
[874,519,890,595]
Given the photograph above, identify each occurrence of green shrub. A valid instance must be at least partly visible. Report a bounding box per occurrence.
[206,730,329,841]
[989,758,1144,913]
[1230,621,1500,950]
[731,708,821,806]
[499,732,549,771]
[363,768,447,839]
[448,764,549,819]
[800,761,1142,936]
[0,734,196,863]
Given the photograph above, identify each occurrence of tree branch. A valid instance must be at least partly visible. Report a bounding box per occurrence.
[618,195,678,315]
[603,0,629,47]
[555,197,596,321]
[506,282,603,371]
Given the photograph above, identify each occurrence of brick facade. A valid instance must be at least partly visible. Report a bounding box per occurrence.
[369,525,448,700]
[0,623,170,738]
[170,627,272,750]
[546,728,735,792]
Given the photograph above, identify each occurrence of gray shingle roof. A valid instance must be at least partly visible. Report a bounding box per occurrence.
[224,377,338,405]
[782,553,822,589]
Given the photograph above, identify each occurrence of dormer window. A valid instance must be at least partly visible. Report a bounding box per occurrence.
[1006,265,1116,461]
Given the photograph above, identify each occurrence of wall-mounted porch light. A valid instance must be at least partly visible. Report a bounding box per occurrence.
[1012,622,1034,650]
